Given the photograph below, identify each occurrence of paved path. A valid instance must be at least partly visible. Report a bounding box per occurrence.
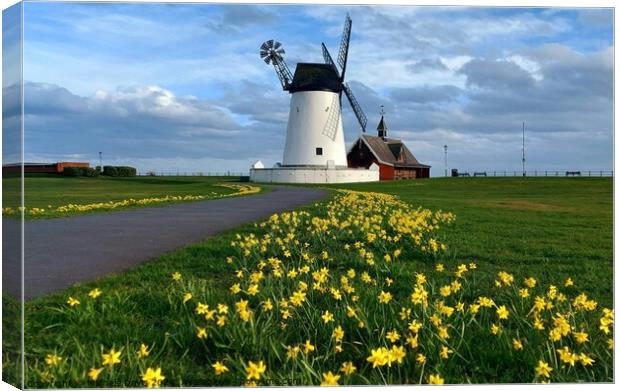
[2,186,326,300]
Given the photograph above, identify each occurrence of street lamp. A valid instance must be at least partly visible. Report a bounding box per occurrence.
[444,145,448,177]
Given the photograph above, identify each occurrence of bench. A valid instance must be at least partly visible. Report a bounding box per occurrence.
[565,171,581,176]
[473,172,487,177]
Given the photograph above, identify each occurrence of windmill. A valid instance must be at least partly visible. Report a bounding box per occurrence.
[259,14,368,167]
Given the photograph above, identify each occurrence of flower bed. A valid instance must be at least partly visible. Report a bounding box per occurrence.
[2,183,261,218]
[27,190,613,386]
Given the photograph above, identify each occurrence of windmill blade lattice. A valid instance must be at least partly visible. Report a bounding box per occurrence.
[260,40,293,90]
[343,82,367,132]
[337,14,352,81]
[260,40,285,64]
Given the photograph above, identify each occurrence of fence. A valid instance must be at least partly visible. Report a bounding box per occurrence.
[447,170,613,178]
[137,171,248,177]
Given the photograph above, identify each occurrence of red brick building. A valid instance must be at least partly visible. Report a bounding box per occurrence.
[347,115,430,180]
[3,162,90,175]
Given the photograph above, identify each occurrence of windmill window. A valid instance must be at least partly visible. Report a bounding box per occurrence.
[316,147,323,156]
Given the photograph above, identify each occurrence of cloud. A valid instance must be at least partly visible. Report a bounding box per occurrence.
[20,82,280,170]
[205,5,277,33]
[408,58,449,72]
[577,8,614,28]
[16,4,614,175]
[390,85,463,104]
[460,59,536,89]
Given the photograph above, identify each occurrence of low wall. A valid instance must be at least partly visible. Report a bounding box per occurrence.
[250,167,379,184]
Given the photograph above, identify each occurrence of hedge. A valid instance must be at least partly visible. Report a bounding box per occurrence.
[103,165,137,177]
[62,167,100,177]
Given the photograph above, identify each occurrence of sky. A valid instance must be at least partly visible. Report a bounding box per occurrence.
[2,1,614,174]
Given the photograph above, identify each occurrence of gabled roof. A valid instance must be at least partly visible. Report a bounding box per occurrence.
[354,134,430,168]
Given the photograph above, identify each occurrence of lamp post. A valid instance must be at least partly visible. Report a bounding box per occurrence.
[98,151,102,168]
[444,145,448,177]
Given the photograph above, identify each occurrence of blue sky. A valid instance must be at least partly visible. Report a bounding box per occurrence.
[4,2,614,174]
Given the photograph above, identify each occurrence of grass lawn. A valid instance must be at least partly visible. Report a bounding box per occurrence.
[2,177,613,387]
[2,174,262,219]
[322,177,613,306]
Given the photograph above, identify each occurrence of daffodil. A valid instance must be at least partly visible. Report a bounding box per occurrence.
[212,361,229,375]
[138,343,150,358]
[88,367,104,381]
[182,293,192,303]
[320,371,340,386]
[378,290,393,304]
[367,347,389,368]
[262,299,273,311]
[246,360,266,381]
[512,339,523,351]
[535,360,553,378]
[67,297,80,307]
[388,345,406,365]
[579,353,595,366]
[304,339,315,353]
[340,361,356,375]
[439,345,453,359]
[142,367,165,388]
[332,326,344,342]
[428,374,444,384]
[386,330,400,343]
[286,345,300,359]
[196,327,207,339]
[496,305,509,320]
[45,354,62,366]
[321,310,334,323]
[574,331,589,344]
[101,348,121,366]
[171,272,181,281]
[88,288,102,299]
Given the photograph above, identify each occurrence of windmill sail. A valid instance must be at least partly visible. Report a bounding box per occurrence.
[343,83,367,132]
[337,14,352,80]
[321,43,339,77]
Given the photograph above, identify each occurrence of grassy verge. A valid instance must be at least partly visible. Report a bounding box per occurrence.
[3,178,613,387]
[2,175,263,219]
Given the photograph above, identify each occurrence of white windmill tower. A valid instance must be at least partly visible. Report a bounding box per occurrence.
[250,15,377,183]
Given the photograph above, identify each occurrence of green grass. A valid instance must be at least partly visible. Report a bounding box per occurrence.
[2,177,613,387]
[319,178,613,306]
[2,174,262,219]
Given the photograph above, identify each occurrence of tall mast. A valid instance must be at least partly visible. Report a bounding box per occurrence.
[522,122,526,177]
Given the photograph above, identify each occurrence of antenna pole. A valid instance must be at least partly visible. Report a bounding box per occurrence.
[444,145,448,178]
[522,122,526,177]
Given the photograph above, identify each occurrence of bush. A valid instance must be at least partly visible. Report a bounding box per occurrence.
[102,165,136,177]
[62,167,82,177]
[83,167,100,177]
[116,166,137,177]
[103,166,118,177]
